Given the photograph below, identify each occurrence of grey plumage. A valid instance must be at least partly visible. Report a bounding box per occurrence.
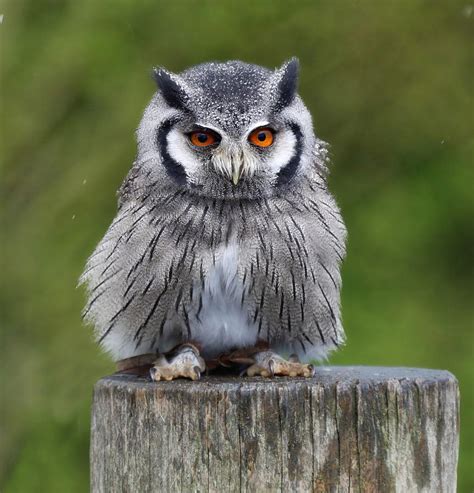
[80,59,347,362]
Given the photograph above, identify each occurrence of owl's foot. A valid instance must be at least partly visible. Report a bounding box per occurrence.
[246,351,314,378]
[149,343,206,381]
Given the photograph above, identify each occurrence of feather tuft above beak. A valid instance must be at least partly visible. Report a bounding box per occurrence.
[212,143,259,185]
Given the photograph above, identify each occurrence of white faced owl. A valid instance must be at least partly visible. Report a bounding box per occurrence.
[80,59,347,380]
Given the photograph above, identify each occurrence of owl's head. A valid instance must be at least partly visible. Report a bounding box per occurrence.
[134,59,323,200]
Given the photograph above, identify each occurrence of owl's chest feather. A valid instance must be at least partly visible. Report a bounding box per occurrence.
[190,242,258,357]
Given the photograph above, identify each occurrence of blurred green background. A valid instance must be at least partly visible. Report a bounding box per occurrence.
[1,0,472,490]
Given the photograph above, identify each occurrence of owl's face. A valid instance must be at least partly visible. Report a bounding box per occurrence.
[134,59,317,200]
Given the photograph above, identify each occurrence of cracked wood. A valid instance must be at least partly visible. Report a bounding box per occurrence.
[90,367,459,492]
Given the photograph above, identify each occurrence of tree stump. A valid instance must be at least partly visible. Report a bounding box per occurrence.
[90,367,459,492]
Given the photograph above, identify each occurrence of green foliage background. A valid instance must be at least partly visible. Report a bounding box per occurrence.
[1,0,472,490]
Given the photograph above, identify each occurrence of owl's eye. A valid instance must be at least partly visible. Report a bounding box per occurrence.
[189,130,218,147]
[248,127,274,148]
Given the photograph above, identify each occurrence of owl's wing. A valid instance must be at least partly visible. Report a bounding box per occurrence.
[237,187,346,361]
[80,193,220,359]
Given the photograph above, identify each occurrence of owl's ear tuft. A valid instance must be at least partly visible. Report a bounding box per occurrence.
[273,57,300,109]
[152,67,190,111]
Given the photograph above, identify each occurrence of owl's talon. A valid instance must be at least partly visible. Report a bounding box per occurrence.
[149,344,206,382]
[190,366,202,380]
[246,351,314,378]
[288,353,300,363]
[268,358,275,376]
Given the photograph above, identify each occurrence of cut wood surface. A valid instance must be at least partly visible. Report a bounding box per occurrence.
[90,366,459,492]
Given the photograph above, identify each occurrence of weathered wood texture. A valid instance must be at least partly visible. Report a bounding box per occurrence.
[90,367,459,493]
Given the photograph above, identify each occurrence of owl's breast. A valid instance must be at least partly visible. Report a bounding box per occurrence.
[189,241,259,358]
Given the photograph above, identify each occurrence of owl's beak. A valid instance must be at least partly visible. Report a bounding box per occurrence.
[232,161,244,185]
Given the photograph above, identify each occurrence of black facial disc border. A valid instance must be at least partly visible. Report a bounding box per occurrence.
[157,118,188,185]
[276,122,304,187]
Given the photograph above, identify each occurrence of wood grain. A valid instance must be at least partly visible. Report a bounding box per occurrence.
[90,367,459,492]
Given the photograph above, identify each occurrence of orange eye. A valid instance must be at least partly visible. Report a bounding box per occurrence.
[249,127,274,148]
[189,130,217,147]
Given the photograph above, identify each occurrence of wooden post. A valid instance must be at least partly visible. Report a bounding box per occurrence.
[90,367,459,492]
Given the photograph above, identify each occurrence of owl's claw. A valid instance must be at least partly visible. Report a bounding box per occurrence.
[149,343,206,382]
[288,353,300,363]
[246,351,314,378]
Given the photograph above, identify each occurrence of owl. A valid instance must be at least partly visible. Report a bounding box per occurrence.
[80,59,347,380]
